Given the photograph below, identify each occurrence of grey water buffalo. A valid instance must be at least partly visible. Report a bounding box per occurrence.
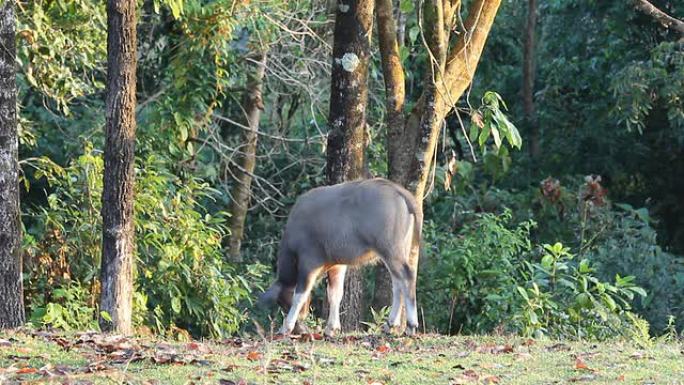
[258,178,423,336]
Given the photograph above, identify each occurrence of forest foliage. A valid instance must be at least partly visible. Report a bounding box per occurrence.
[12,0,684,339]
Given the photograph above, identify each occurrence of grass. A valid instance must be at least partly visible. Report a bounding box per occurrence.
[1,329,683,384]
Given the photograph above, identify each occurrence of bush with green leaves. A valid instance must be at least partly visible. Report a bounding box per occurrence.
[419,210,648,340]
[420,210,534,334]
[586,204,684,333]
[23,144,266,337]
[515,242,647,340]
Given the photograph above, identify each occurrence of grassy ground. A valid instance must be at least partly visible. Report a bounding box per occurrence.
[1,329,682,384]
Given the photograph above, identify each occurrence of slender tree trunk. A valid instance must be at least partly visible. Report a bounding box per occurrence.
[326,0,375,332]
[523,0,539,161]
[372,0,405,317]
[228,52,267,262]
[0,0,25,329]
[100,0,137,335]
[398,0,501,202]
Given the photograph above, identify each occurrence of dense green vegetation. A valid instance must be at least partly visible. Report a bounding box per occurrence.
[11,0,684,341]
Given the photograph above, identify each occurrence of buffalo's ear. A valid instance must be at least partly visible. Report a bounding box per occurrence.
[257,282,281,309]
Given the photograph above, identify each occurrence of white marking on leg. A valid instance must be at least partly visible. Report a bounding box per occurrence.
[387,277,403,327]
[280,291,310,334]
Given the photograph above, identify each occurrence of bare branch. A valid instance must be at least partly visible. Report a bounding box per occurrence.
[633,0,684,35]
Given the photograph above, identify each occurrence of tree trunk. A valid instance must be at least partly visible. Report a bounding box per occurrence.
[100,0,137,335]
[372,0,406,318]
[326,0,375,332]
[400,0,501,201]
[523,0,539,161]
[374,0,502,312]
[0,0,25,329]
[228,52,267,262]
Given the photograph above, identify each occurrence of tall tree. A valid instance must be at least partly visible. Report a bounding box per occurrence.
[374,0,502,311]
[0,0,25,329]
[523,0,538,161]
[326,0,375,331]
[99,0,137,334]
[228,52,267,262]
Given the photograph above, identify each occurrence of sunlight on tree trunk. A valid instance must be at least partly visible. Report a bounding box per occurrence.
[326,0,375,332]
[373,0,406,321]
[228,52,267,262]
[374,0,502,313]
[100,0,137,335]
[0,0,25,329]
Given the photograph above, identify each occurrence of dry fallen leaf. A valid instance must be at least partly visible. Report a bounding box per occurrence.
[463,369,479,380]
[574,356,594,372]
[16,367,38,374]
[375,344,391,354]
[483,375,500,384]
[246,351,263,361]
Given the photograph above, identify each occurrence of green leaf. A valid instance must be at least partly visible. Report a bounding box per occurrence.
[576,292,591,308]
[168,0,183,19]
[179,125,188,142]
[630,287,648,298]
[171,297,182,314]
[400,0,415,13]
[408,26,420,44]
[491,127,502,149]
[469,122,480,144]
[479,122,491,148]
[579,259,592,273]
[100,311,113,322]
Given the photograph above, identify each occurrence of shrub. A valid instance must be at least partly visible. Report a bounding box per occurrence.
[23,144,266,337]
[419,210,648,340]
[587,204,684,333]
[514,242,647,339]
[420,210,534,334]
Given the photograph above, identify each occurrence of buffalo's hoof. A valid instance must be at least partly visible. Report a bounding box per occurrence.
[405,325,418,337]
[382,322,401,335]
[292,322,309,335]
[324,327,340,338]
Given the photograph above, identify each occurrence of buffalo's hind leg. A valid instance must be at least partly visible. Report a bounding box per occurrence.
[381,273,404,335]
[401,262,419,336]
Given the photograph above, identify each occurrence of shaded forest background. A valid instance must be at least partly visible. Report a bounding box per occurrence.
[8,0,684,339]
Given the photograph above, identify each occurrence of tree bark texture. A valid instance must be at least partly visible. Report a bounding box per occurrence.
[326,0,375,331]
[523,0,538,160]
[100,0,137,335]
[374,0,501,310]
[228,53,267,262]
[0,0,25,329]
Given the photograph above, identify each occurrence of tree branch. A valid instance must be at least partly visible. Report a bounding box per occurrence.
[633,0,684,35]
